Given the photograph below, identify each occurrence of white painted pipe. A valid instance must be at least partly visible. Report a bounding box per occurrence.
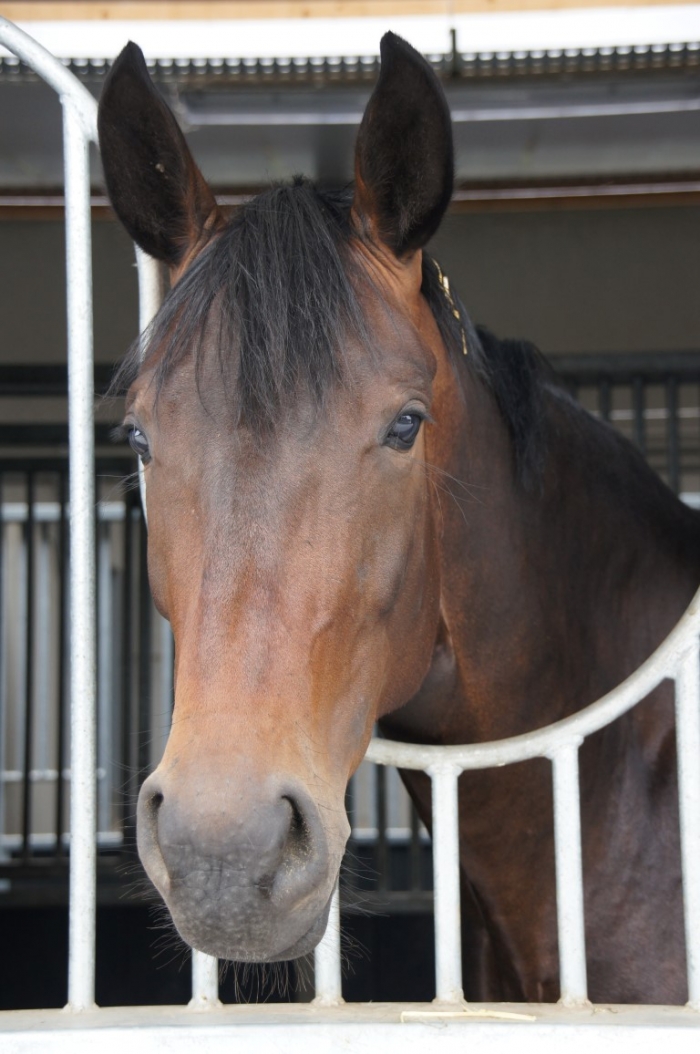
[313,883,343,1006]
[365,584,700,773]
[63,96,97,1014]
[0,17,98,126]
[134,248,162,523]
[0,18,100,1014]
[429,763,463,1004]
[551,742,588,1006]
[675,643,700,1010]
[189,951,221,1010]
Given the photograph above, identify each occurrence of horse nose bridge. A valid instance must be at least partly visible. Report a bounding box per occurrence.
[174,529,366,674]
[174,609,358,710]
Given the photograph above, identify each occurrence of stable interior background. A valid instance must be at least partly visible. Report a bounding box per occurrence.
[2,197,699,1007]
[2,206,700,374]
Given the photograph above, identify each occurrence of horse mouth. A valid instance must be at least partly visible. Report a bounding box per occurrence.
[264,897,333,962]
[169,882,335,963]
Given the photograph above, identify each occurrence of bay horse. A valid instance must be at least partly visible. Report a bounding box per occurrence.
[98,33,700,1004]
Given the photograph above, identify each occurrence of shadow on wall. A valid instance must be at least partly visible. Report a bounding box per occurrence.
[0,906,436,1008]
[1,206,700,375]
[428,205,700,355]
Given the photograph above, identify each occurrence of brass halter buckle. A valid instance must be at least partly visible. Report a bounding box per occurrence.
[433,260,468,356]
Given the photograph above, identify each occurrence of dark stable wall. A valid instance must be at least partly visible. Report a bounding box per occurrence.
[1,205,700,373]
[0,906,436,1008]
[428,204,700,355]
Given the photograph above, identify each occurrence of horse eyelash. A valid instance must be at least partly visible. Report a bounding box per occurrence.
[110,423,132,445]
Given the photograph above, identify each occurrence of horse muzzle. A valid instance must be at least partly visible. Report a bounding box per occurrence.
[136,765,348,961]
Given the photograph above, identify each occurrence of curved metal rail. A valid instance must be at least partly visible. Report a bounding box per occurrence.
[358,585,700,1008]
[367,583,700,771]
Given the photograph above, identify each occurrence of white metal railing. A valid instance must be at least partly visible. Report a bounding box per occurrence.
[0,16,160,1014]
[1,17,699,1042]
[360,599,700,1009]
[0,16,97,1012]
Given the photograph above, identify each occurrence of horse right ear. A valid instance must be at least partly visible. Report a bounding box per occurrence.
[98,42,224,269]
[353,32,454,260]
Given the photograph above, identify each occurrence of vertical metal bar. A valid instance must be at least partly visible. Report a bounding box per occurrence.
[667,376,680,494]
[137,521,152,784]
[0,471,4,855]
[121,493,136,847]
[313,882,343,1005]
[97,514,112,834]
[188,950,221,1010]
[21,473,35,862]
[63,97,97,1013]
[35,516,52,803]
[551,742,588,1006]
[632,376,646,455]
[150,612,174,771]
[345,776,355,833]
[376,762,388,891]
[410,802,422,891]
[598,378,611,423]
[675,643,700,1009]
[135,248,161,525]
[55,469,67,854]
[343,778,355,893]
[136,247,162,341]
[428,763,463,1004]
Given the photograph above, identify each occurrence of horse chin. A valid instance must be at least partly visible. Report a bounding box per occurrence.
[264,899,332,963]
[169,885,334,964]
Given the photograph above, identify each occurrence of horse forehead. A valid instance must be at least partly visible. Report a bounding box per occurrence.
[126,291,436,448]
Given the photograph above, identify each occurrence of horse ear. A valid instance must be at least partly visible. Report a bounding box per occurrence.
[353,32,453,259]
[98,42,224,268]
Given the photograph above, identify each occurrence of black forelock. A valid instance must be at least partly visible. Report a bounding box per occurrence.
[111,178,369,431]
[111,177,548,483]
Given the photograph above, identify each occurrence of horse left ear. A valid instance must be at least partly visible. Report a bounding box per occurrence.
[353,32,454,259]
[98,41,224,270]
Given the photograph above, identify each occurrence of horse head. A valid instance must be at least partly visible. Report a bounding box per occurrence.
[99,33,463,962]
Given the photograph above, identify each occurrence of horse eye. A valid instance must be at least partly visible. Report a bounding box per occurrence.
[386,413,422,451]
[128,427,151,463]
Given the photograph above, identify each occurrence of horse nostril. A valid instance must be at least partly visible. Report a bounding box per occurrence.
[285,795,303,832]
[283,795,311,860]
[254,797,305,898]
[136,778,171,895]
[143,788,164,831]
[261,788,329,909]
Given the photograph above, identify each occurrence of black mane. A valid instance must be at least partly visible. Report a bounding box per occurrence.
[421,267,550,486]
[113,176,549,480]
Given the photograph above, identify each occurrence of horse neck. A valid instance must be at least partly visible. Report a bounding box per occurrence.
[410,365,700,744]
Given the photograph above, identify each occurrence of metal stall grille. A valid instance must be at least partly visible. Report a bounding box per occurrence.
[0,460,168,865]
[1,356,699,919]
[1,16,699,1051]
[553,351,700,504]
[359,606,700,1009]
